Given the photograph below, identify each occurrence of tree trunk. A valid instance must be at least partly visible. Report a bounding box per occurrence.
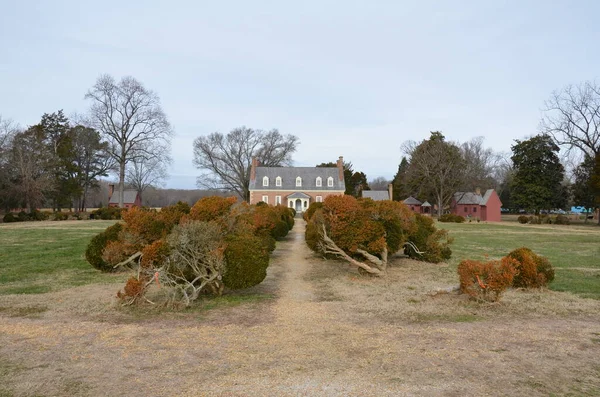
[119,157,125,208]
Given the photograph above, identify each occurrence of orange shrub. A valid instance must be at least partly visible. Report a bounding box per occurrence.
[457,258,517,301]
[189,196,237,222]
[140,239,169,269]
[504,247,554,288]
[117,276,148,301]
[101,240,137,267]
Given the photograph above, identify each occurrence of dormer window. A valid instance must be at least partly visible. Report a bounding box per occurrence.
[296,177,302,187]
[263,176,269,187]
[316,177,322,187]
[327,177,334,187]
[276,176,282,187]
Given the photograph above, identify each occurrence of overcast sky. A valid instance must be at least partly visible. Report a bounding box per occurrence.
[1,1,599,189]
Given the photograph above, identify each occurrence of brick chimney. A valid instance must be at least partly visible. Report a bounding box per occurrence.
[388,183,393,201]
[108,184,114,201]
[250,157,259,181]
[337,156,344,181]
[475,187,481,196]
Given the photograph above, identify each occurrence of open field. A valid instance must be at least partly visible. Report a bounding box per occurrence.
[0,219,599,396]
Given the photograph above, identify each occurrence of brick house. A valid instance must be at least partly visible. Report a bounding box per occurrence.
[451,189,502,222]
[403,196,422,213]
[248,156,346,212]
[362,184,393,201]
[108,184,142,209]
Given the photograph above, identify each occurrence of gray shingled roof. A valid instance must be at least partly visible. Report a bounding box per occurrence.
[362,191,390,201]
[481,189,494,205]
[454,192,483,205]
[403,196,422,205]
[421,201,432,207]
[250,166,345,191]
[109,189,139,204]
[287,192,311,199]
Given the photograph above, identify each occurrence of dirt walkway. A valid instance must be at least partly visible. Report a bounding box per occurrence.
[1,219,600,396]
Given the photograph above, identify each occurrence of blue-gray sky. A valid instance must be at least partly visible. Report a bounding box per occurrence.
[1,1,598,188]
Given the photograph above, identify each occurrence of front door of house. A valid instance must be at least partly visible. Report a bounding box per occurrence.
[295,199,302,212]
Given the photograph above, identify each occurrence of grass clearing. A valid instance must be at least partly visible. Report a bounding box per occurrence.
[438,221,600,299]
[0,220,125,295]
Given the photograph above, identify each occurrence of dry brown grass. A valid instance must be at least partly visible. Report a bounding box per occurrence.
[1,219,600,396]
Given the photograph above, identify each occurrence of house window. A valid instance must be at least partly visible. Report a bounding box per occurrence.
[276,176,282,187]
[262,176,269,187]
[262,195,268,204]
[296,177,302,187]
[464,207,468,213]
[327,177,334,187]
[304,201,308,208]
[316,177,322,187]
[276,196,281,205]
[473,207,477,213]
[316,196,322,202]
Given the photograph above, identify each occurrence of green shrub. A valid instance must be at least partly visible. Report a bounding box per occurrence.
[2,213,17,223]
[439,213,466,223]
[223,233,270,290]
[85,223,123,272]
[505,247,554,288]
[28,210,49,221]
[528,215,541,224]
[271,220,290,240]
[554,214,570,225]
[18,211,29,222]
[53,212,69,221]
[517,215,529,224]
[406,213,452,263]
[91,207,122,220]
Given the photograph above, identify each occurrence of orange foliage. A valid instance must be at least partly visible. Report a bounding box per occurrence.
[140,239,169,269]
[189,196,238,223]
[505,247,554,288]
[457,258,517,301]
[101,240,137,266]
[117,276,148,300]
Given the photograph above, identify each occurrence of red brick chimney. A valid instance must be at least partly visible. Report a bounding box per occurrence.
[250,157,259,181]
[337,156,344,181]
[388,183,393,201]
[108,184,114,201]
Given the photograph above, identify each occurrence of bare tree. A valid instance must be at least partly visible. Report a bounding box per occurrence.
[368,176,390,191]
[403,132,466,217]
[85,74,173,207]
[193,126,299,201]
[541,81,600,157]
[126,146,171,197]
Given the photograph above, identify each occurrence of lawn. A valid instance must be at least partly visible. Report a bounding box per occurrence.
[439,221,600,299]
[0,220,124,295]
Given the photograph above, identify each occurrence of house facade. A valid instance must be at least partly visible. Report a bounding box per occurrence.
[451,189,502,222]
[108,184,142,209]
[248,156,346,212]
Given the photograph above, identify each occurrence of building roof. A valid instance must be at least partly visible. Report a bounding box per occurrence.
[421,201,432,207]
[287,192,312,199]
[250,166,345,191]
[109,189,139,204]
[403,196,422,205]
[481,189,494,205]
[454,189,496,206]
[362,190,390,201]
[454,192,483,205]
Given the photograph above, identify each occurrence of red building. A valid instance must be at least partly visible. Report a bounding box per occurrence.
[248,157,346,212]
[451,189,502,222]
[108,184,142,209]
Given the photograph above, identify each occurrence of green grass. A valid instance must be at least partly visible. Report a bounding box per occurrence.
[0,220,124,295]
[439,221,600,299]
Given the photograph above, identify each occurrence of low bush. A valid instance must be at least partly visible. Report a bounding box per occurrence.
[457,258,517,301]
[439,213,466,223]
[91,207,122,220]
[53,212,69,221]
[2,213,17,223]
[223,232,270,290]
[85,223,123,272]
[406,213,452,263]
[303,202,323,222]
[17,211,29,222]
[505,247,554,288]
[517,215,529,224]
[554,214,570,225]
